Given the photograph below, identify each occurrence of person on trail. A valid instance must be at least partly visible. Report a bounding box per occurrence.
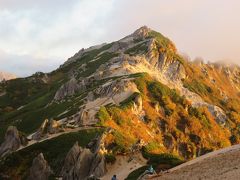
[111,174,117,180]
[146,165,156,175]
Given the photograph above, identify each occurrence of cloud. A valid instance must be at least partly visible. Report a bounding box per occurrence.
[0,49,61,77]
[0,0,240,76]
[0,0,114,76]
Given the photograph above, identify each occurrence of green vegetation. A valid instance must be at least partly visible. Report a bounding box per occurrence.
[96,106,111,125]
[147,80,187,116]
[60,43,114,73]
[126,145,184,179]
[183,79,213,96]
[120,92,141,109]
[0,72,67,142]
[144,142,163,153]
[125,42,148,55]
[0,128,104,178]
[148,30,173,49]
[104,153,116,164]
[142,149,184,167]
[125,166,148,180]
[77,52,118,78]
[189,107,211,129]
[111,130,134,154]
[0,43,119,142]
[148,30,185,65]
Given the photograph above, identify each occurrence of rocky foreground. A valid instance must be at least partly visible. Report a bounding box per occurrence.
[150,144,240,180]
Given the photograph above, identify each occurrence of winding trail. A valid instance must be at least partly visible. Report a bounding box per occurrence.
[18,125,101,151]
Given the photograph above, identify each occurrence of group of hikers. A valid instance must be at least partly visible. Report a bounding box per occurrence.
[111,165,156,180]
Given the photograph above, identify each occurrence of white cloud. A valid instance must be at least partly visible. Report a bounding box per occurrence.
[0,0,240,76]
[0,49,60,76]
[0,0,114,76]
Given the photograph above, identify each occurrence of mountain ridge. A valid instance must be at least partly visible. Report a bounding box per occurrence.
[0,26,240,179]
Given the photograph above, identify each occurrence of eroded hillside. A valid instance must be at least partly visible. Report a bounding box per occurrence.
[0,26,240,179]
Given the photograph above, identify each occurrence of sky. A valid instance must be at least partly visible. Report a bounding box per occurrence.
[0,0,240,76]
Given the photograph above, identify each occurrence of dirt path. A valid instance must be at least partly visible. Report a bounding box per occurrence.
[151,144,240,180]
[102,153,147,180]
[18,126,99,151]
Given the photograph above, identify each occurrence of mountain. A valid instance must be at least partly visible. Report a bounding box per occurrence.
[0,71,16,82]
[0,26,240,179]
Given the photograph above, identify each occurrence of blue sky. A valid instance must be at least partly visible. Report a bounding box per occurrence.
[0,0,240,76]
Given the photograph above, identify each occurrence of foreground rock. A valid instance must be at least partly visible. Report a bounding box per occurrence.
[152,144,240,180]
[28,153,53,180]
[0,126,28,157]
[61,138,106,180]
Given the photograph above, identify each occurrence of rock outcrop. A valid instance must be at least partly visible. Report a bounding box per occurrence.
[76,79,140,125]
[0,126,28,157]
[133,26,151,39]
[28,153,53,180]
[32,119,63,140]
[147,39,186,84]
[61,137,107,180]
[54,77,84,101]
[132,93,143,112]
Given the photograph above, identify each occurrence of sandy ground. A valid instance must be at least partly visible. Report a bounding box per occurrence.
[151,144,240,180]
[102,153,147,180]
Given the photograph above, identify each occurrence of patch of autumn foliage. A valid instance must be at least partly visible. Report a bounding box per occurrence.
[97,73,235,159]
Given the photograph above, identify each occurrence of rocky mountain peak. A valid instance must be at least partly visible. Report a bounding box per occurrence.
[132,25,151,39]
[1,26,240,179]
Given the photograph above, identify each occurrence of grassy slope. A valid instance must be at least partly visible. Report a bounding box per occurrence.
[0,71,67,142]
[0,128,104,179]
[0,43,116,142]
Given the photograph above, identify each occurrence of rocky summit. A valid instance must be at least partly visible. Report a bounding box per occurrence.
[0,26,240,179]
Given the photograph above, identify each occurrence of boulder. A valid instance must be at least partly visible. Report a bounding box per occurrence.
[208,105,227,125]
[28,153,53,180]
[133,93,143,112]
[61,139,107,180]
[32,119,62,140]
[54,77,83,101]
[48,119,61,134]
[89,153,106,178]
[0,126,28,157]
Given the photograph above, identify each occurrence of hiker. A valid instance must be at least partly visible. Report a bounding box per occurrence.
[111,174,117,180]
[146,165,156,175]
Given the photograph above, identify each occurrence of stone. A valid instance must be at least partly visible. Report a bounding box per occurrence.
[32,119,62,140]
[61,138,107,180]
[132,26,151,39]
[28,153,53,180]
[54,77,83,101]
[0,126,28,157]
